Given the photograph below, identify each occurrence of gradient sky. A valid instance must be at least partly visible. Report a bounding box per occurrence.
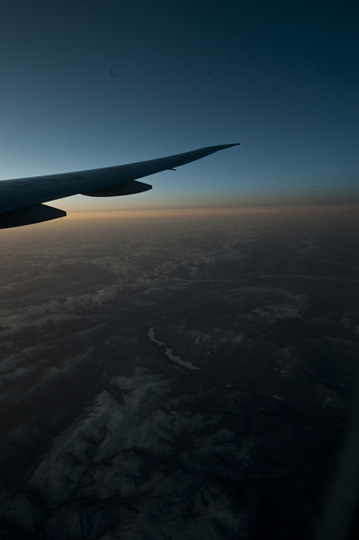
[0,0,358,212]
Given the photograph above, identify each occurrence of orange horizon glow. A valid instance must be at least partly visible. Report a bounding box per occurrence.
[2,203,358,243]
[66,203,359,221]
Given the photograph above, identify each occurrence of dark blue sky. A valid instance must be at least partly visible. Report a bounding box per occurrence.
[0,0,358,211]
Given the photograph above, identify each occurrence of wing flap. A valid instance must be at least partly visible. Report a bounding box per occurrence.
[82,180,152,197]
[0,204,66,229]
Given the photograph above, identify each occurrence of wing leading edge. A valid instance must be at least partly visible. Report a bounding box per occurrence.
[0,143,241,228]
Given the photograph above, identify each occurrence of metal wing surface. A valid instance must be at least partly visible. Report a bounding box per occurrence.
[0,143,240,228]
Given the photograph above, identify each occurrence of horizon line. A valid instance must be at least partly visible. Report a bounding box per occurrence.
[66,203,359,220]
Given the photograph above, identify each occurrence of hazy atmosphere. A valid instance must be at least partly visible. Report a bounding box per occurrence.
[1,1,358,540]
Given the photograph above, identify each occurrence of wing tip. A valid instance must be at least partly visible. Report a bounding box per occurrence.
[216,142,242,149]
[211,142,243,152]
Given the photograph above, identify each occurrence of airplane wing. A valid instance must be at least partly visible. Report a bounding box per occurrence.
[0,143,241,228]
